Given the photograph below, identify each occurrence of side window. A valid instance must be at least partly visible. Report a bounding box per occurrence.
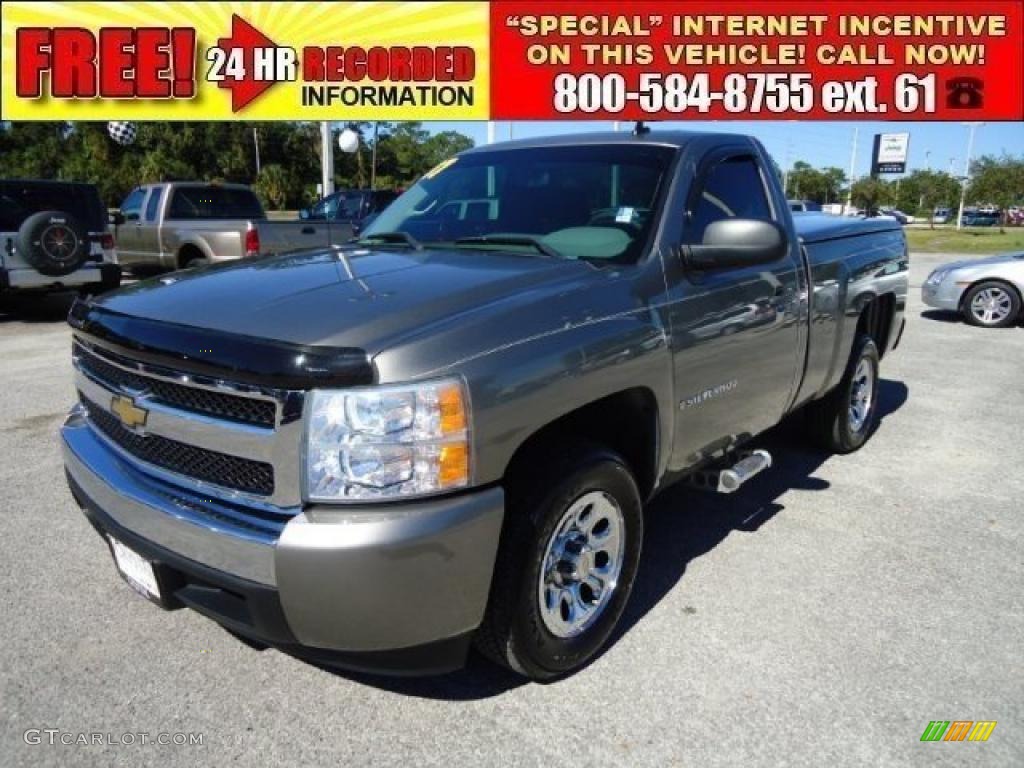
[144,187,163,221]
[120,188,146,221]
[687,156,773,243]
[310,195,338,220]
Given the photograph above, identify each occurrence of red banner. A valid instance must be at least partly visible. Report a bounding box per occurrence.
[490,1,1024,120]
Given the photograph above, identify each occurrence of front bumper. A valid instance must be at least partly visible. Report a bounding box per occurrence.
[921,279,964,311]
[61,411,504,674]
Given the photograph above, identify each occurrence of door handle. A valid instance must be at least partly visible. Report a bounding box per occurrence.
[301,226,315,234]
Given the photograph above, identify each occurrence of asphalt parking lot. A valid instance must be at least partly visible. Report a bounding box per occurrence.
[1,252,1021,767]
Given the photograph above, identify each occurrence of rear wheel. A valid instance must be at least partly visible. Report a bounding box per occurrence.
[962,281,1021,328]
[476,444,643,679]
[809,334,880,453]
[178,248,209,270]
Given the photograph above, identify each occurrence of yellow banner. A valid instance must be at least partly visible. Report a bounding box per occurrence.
[0,1,490,120]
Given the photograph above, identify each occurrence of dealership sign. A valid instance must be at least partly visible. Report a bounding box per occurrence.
[872,132,911,174]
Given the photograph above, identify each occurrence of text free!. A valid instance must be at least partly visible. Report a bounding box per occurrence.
[16,28,197,98]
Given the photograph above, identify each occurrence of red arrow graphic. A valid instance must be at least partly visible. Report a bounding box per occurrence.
[215,14,280,112]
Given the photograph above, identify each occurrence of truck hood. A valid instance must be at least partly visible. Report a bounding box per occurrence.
[95,246,594,352]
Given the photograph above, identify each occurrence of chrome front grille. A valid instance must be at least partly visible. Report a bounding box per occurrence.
[72,338,305,510]
[75,343,277,427]
[80,394,275,496]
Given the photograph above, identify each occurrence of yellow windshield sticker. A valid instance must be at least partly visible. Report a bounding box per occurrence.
[423,157,458,180]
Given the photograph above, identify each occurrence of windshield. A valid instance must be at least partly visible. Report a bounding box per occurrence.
[362,144,676,262]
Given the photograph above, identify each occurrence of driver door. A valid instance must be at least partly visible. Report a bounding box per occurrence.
[660,147,804,471]
[113,187,147,267]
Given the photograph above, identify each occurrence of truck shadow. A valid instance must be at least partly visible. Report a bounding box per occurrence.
[317,379,908,700]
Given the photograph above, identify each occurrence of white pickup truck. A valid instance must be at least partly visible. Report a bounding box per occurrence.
[113,182,353,272]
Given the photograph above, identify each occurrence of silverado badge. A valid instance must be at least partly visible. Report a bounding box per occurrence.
[111,394,148,431]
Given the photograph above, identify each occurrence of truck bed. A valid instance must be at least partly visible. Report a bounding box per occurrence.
[793,213,902,244]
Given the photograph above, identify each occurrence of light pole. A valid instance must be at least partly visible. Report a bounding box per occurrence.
[955,122,983,231]
[320,121,334,198]
[370,122,378,190]
[844,126,859,215]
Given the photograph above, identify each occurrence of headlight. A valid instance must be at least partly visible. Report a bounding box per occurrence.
[304,378,470,502]
[926,269,948,285]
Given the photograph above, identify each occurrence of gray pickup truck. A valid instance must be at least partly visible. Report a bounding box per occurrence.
[61,130,907,679]
[113,182,353,272]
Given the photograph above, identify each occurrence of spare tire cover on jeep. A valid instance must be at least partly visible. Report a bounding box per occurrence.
[16,210,91,277]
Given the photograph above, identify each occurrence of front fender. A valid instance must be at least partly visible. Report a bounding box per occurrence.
[377,310,674,491]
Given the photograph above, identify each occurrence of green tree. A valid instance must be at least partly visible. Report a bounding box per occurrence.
[850,177,893,213]
[421,130,474,169]
[253,164,291,210]
[967,154,1024,233]
[786,161,847,204]
[894,170,961,227]
[1,120,474,209]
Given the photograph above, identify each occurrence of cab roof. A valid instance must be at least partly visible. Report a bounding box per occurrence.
[460,130,750,154]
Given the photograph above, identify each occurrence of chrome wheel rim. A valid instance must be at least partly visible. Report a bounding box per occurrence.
[848,357,875,432]
[538,491,625,639]
[970,288,1013,325]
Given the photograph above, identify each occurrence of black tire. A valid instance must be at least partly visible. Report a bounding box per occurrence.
[809,334,880,454]
[961,280,1022,328]
[476,443,643,680]
[16,210,91,277]
[178,249,209,270]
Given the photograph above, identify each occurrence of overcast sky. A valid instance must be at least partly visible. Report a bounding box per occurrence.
[428,120,1022,179]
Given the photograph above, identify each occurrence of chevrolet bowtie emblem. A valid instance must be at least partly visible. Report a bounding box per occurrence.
[111,394,148,431]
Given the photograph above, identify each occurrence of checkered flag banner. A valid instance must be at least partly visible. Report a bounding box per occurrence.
[107,121,137,146]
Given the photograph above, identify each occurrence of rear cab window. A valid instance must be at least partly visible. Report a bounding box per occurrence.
[0,181,107,233]
[166,187,265,220]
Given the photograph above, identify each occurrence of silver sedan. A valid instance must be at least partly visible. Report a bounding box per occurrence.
[922,253,1024,328]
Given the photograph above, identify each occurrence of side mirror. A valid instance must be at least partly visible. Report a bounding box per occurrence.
[299,208,310,220]
[685,219,787,270]
[110,211,126,226]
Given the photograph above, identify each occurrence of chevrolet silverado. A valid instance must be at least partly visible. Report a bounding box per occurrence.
[61,130,908,679]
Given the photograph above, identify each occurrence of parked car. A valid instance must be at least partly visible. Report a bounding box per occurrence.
[113,182,354,273]
[959,208,1000,227]
[300,188,399,235]
[787,199,822,213]
[923,252,1024,327]
[879,207,915,225]
[931,207,952,225]
[1,179,120,296]
[62,130,907,679]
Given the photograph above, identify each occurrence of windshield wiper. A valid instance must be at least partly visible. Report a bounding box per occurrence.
[358,231,422,250]
[454,235,561,259]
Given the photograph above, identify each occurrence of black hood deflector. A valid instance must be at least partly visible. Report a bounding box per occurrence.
[68,299,374,390]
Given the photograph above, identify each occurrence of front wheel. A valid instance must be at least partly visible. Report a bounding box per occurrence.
[476,446,643,679]
[962,281,1021,328]
[809,334,880,454]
